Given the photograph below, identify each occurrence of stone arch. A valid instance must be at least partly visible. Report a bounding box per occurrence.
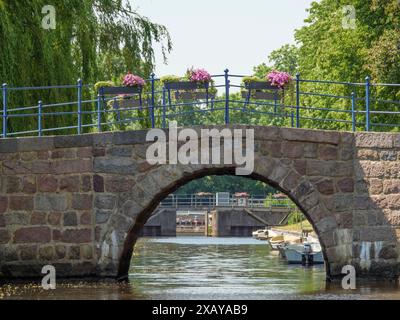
[98,159,338,281]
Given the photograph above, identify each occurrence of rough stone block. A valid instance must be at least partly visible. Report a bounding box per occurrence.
[22,176,37,194]
[0,139,18,153]
[18,137,54,152]
[9,196,34,211]
[39,246,55,261]
[0,229,11,243]
[77,147,93,158]
[4,212,31,225]
[380,151,397,161]
[59,176,80,192]
[54,135,93,148]
[81,245,93,260]
[280,128,340,145]
[55,245,67,259]
[96,210,112,224]
[281,141,304,158]
[68,246,81,260]
[383,180,400,194]
[81,175,92,192]
[80,211,92,225]
[95,194,117,210]
[63,212,78,227]
[0,196,8,213]
[30,212,46,225]
[106,146,133,157]
[62,229,92,243]
[94,157,137,174]
[315,216,338,233]
[337,178,354,193]
[2,161,31,174]
[355,132,393,148]
[318,145,338,160]
[72,194,93,211]
[105,176,135,193]
[316,179,335,195]
[52,159,92,174]
[93,175,105,193]
[5,176,22,193]
[14,227,51,243]
[48,212,61,226]
[35,194,68,212]
[37,176,58,192]
[51,149,76,159]
[19,245,38,260]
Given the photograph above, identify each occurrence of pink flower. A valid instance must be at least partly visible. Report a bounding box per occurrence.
[123,73,146,87]
[267,71,292,89]
[189,68,212,83]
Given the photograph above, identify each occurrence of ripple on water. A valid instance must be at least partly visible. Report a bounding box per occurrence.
[1,236,400,300]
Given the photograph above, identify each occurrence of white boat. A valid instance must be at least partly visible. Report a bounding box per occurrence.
[268,235,285,250]
[281,242,324,265]
[253,229,279,240]
[252,229,267,238]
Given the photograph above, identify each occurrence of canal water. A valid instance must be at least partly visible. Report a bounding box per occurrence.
[1,236,400,300]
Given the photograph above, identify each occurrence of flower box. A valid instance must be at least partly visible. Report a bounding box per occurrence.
[241,91,280,101]
[175,91,214,100]
[115,98,148,109]
[164,81,209,91]
[98,86,142,96]
[244,81,277,91]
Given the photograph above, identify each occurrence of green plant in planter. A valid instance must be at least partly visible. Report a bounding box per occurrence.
[94,81,115,92]
[241,76,265,85]
[160,75,185,85]
[161,74,217,98]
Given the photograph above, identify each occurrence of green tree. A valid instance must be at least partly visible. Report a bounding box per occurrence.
[294,0,400,131]
[0,0,171,135]
[253,44,299,78]
[176,176,275,195]
[268,44,299,75]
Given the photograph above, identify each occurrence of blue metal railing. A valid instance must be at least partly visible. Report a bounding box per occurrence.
[1,70,399,138]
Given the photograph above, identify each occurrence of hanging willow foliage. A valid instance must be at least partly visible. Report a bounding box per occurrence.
[0,0,172,135]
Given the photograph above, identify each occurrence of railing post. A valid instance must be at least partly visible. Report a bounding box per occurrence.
[38,101,42,137]
[351,92,356,132]
[295,73,300,128]
[162,87,166,129]
[224,69,230,124]
[97,94,102,132]
[77,79,83,135]
[150,73,156,128]
[2,83,8,138]
[365,76,370,132]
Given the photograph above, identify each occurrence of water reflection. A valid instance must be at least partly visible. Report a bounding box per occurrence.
[1,236,400,300]
[130,236,326,300]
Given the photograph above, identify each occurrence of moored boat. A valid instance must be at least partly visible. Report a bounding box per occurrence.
[281,242,324,265]
[268,235,285,250]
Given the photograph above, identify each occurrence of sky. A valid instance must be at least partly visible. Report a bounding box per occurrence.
[131,0,315,77]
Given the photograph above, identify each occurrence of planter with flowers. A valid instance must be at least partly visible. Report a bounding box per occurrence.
[161,68,216,101]
[241,71,292,101]
[95,73,147,110]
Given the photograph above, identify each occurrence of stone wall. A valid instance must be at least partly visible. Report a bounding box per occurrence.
[211,208,290,237]
[142,209,176,237]
[351,132,400,278]
[0,126,399,280]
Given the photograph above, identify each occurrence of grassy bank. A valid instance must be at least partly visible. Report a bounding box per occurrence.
[275,220,313,233]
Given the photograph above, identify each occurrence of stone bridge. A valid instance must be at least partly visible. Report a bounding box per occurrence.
[0,125,399,281]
